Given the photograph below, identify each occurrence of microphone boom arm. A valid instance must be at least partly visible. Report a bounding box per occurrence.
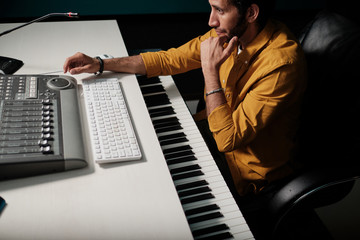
[0,12,79,37]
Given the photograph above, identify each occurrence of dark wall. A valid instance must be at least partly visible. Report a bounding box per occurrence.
[2,0,326,20]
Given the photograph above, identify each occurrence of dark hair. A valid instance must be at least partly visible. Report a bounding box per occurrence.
[229,0,276,27]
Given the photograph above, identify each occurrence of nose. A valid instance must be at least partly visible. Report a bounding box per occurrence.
[208,10,219,28]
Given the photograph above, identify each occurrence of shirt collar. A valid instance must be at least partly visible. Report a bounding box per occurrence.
[235,20,276,62]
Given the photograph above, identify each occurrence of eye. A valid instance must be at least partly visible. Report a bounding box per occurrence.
[212,6,224,15]
[216,7,224,14]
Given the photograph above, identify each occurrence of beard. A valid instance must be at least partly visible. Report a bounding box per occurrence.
[216,15,248,43]
[229,15,248,42]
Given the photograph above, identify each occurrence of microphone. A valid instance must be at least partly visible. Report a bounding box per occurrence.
[0,12,79,37]
[0,12,79,74]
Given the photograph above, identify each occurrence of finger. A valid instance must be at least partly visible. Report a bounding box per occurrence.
[63,55,79,73]
[63,52,86,73]
[70,62,98,75]
[218,36,229,46]
[63,58,71,73]
[69,66,87,75]
[223,36,238,57]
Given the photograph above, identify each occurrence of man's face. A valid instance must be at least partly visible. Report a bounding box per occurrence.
[208,0,247,41]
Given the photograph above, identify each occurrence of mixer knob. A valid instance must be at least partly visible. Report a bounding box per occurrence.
[42,127,52,134]
[38,139,49,147]
[40,146,53,154]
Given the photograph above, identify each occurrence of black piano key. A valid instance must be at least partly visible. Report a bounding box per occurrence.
[196,232,233,240]
[152,116,179,125]
[148,106,175,118]
[153,118,180,128]
[163,145,192,155]
[160,137,188,146]
[156,125,183,134]
[170,164,201,175]
[155,120,181,129]
[143,93,170,107]
[188,212,224,224]
[136,74,148,81]
[158,132,189,146]
[158,132,186,141]
[140,85,165,95]
[150,109,176,118]
[165,149,195,160]
[178,186,212,198]
[137,76,161,86]
[181,192,215,205]
[167,155,197,165]
[185,204,220,217]
[154,120,182,130]
[192,224,230,238]
[172,170,204,181]
[176,180,209,191]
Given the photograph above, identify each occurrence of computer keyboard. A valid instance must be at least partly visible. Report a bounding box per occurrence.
[82,78,142,164]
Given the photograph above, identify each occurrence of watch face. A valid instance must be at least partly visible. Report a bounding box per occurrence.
[97,54,114,59]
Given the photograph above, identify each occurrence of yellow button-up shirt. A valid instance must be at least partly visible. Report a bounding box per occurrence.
[141,20,307,195]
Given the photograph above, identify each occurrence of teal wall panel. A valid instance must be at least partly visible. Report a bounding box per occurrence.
[2,0,326,19]
[2,0,210,18]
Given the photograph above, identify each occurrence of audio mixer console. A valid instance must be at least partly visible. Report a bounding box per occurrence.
[0,75,86,180]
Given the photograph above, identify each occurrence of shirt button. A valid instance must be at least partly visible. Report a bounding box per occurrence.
[245,61,248,64]
[222,79,225,83]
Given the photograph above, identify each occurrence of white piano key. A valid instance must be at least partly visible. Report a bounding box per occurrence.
[229,223,254,236]
[232,231,256,240]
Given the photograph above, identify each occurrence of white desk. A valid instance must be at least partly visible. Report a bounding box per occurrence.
[0,20,193,239]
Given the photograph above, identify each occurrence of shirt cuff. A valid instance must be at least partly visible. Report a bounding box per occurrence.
[140,52,161,78]
[208,104,233,133]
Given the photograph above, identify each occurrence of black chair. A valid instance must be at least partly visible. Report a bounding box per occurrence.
[263,9,360,239]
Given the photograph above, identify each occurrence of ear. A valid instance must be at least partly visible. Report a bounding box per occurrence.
[246,4,260,23]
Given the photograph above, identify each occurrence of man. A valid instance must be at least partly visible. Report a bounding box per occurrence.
[63,0,307,197]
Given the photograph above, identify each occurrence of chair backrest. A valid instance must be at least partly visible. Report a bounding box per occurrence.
[296,10,360,168]
[265,10,360,238]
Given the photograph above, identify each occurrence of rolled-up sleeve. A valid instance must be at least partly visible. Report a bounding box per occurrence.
[140,29,217,78]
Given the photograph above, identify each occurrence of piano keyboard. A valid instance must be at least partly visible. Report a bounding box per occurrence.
[137,75,255,240]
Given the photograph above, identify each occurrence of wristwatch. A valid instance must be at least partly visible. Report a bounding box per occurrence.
[95,56,104,74]
[94,54,114,75]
